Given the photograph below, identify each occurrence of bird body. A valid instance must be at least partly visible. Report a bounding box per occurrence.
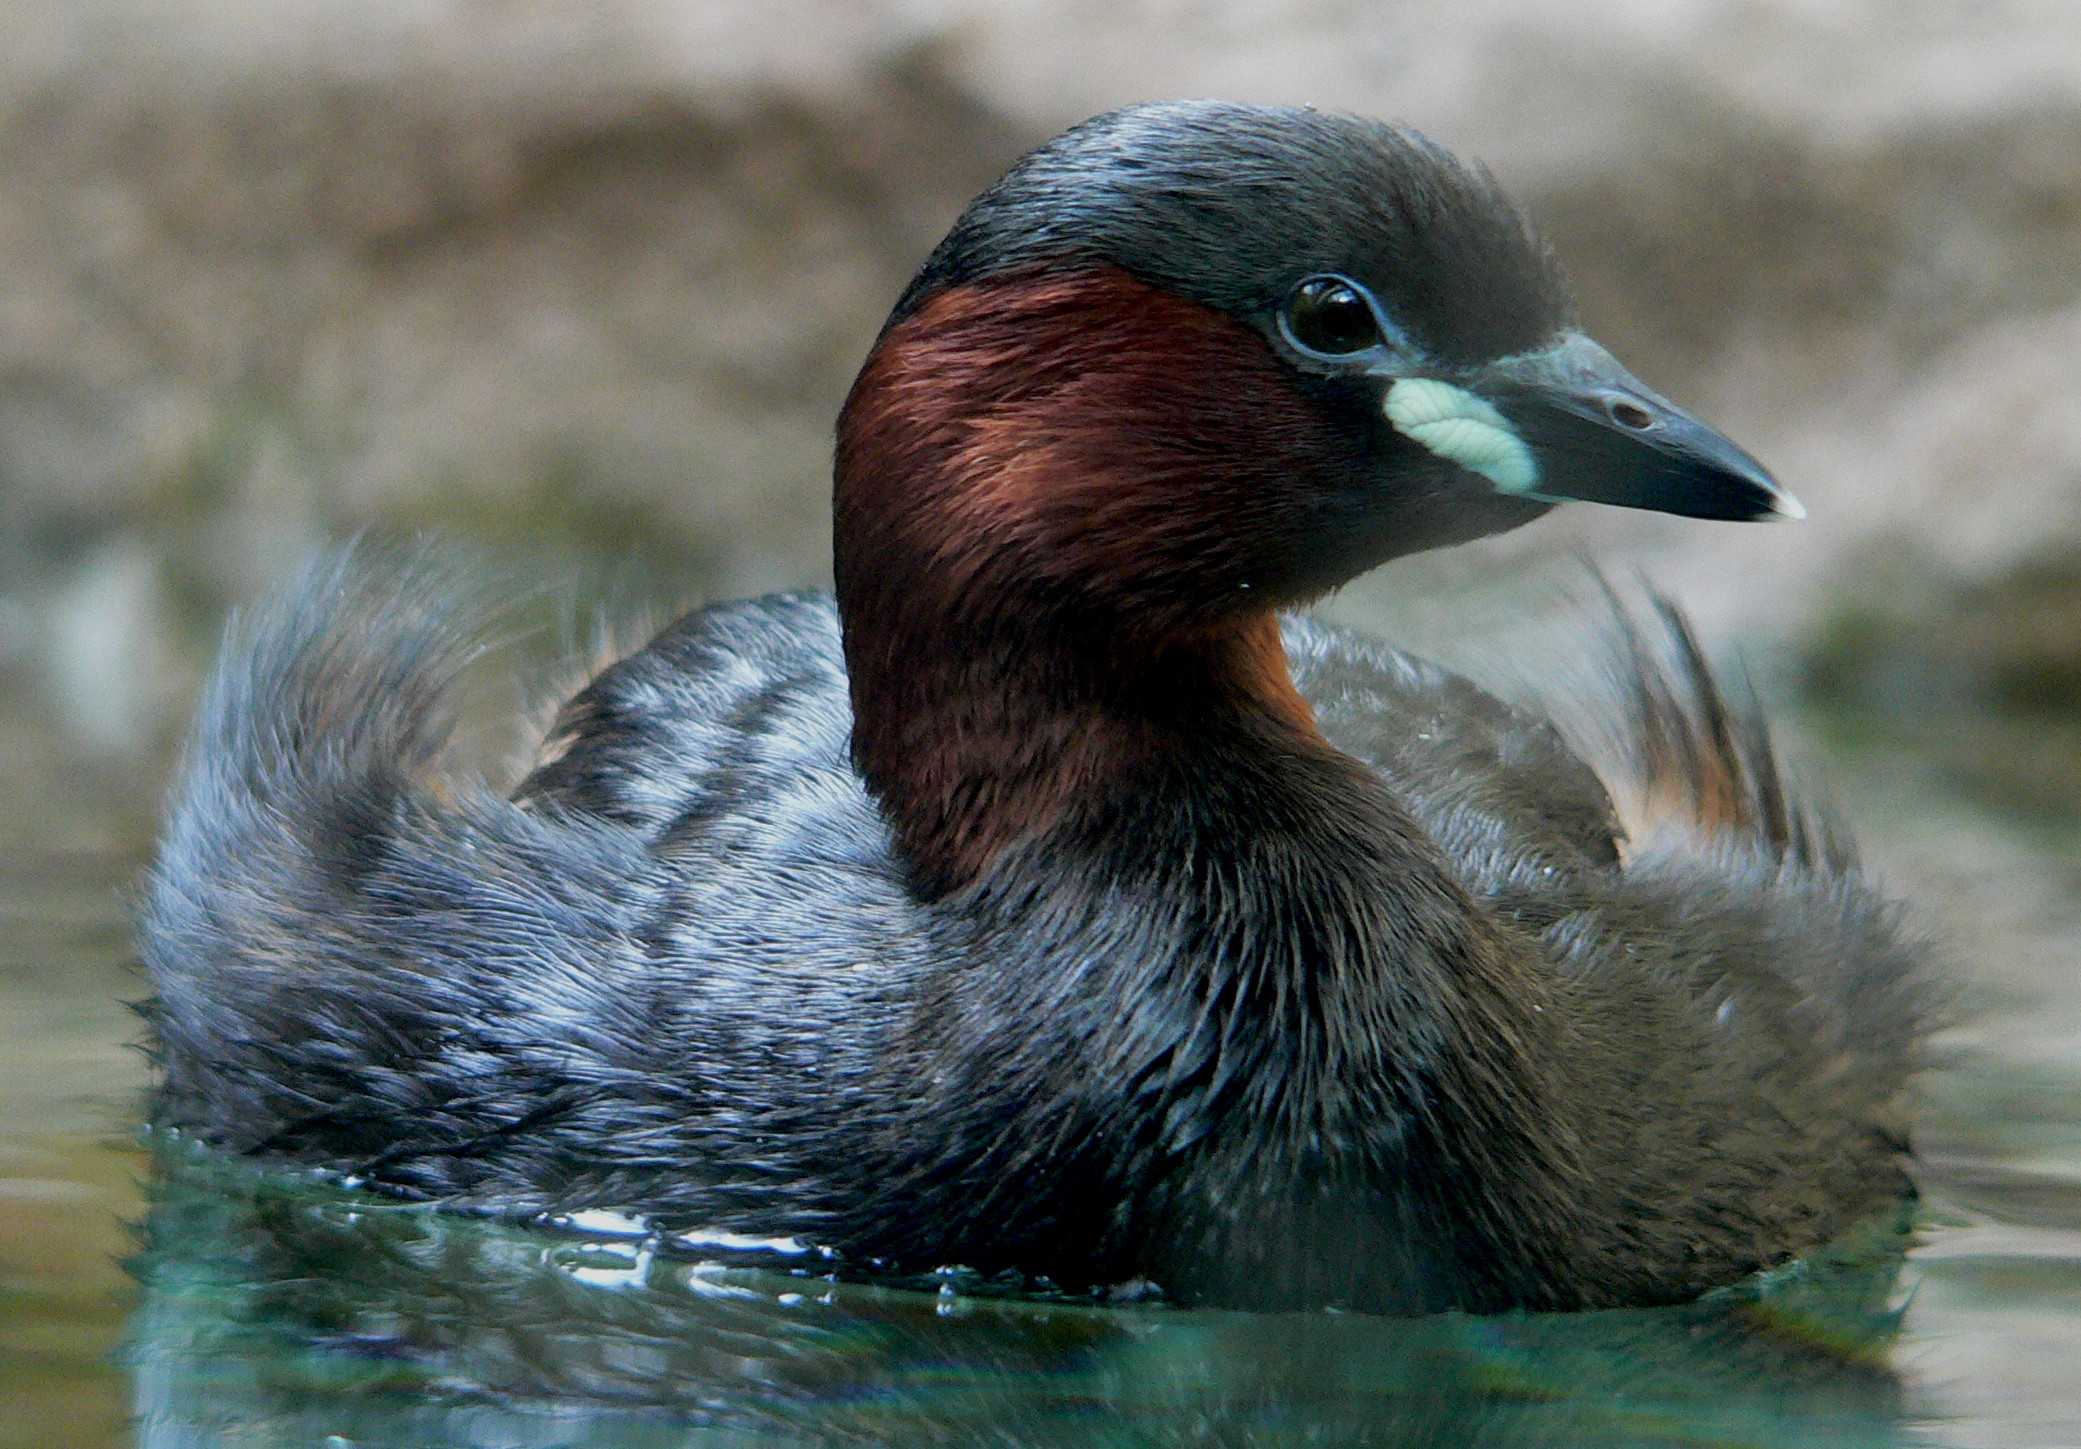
[140,102,1929,1313]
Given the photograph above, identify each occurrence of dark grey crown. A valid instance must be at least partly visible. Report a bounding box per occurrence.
[891,100,1575,367]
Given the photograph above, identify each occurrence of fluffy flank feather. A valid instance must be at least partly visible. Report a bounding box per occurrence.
[1596,588,1851,875]
[136,544,654,1180]
[1589,589,1938,1128]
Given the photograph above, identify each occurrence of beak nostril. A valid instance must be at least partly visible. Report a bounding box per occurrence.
[1606,397,1655,431]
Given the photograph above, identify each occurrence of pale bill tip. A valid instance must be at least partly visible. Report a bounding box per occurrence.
[1765,489,1807,522]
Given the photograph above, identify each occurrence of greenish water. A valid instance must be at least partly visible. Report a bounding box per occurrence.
[3,684,2079,1448]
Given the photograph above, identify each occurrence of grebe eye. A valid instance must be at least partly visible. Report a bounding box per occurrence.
[1283,277,1383,356]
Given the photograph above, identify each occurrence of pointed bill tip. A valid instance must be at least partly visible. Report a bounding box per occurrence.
[1764,488,1807,522]
[1472,335,1800,527]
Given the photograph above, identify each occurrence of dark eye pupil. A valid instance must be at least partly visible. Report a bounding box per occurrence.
[1287,279,1381,355]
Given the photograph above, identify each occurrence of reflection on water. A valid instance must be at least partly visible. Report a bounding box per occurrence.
[125,1144,1918,1449]
[1,681,2078,1447]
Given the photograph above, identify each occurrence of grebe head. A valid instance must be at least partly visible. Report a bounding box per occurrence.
[832,100,1793,893]
[838,102,1792,628]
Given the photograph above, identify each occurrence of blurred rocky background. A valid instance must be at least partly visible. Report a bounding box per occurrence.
[1,0,2077,815]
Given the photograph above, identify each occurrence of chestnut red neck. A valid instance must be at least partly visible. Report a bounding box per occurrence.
[834,267,1337,896]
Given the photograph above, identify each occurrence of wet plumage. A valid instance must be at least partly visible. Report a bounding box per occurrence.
[140,101,1931,1313]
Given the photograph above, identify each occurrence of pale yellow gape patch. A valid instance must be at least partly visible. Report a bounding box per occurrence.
[1383,379,1538,495]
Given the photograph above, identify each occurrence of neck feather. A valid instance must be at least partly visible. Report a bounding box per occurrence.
[835,266,1352,895]
[850,605,1321,896]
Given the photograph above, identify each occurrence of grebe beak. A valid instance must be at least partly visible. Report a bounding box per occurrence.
[1380,333,1801,523]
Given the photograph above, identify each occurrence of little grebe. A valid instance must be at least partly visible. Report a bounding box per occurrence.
[141,101,1929,1314]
